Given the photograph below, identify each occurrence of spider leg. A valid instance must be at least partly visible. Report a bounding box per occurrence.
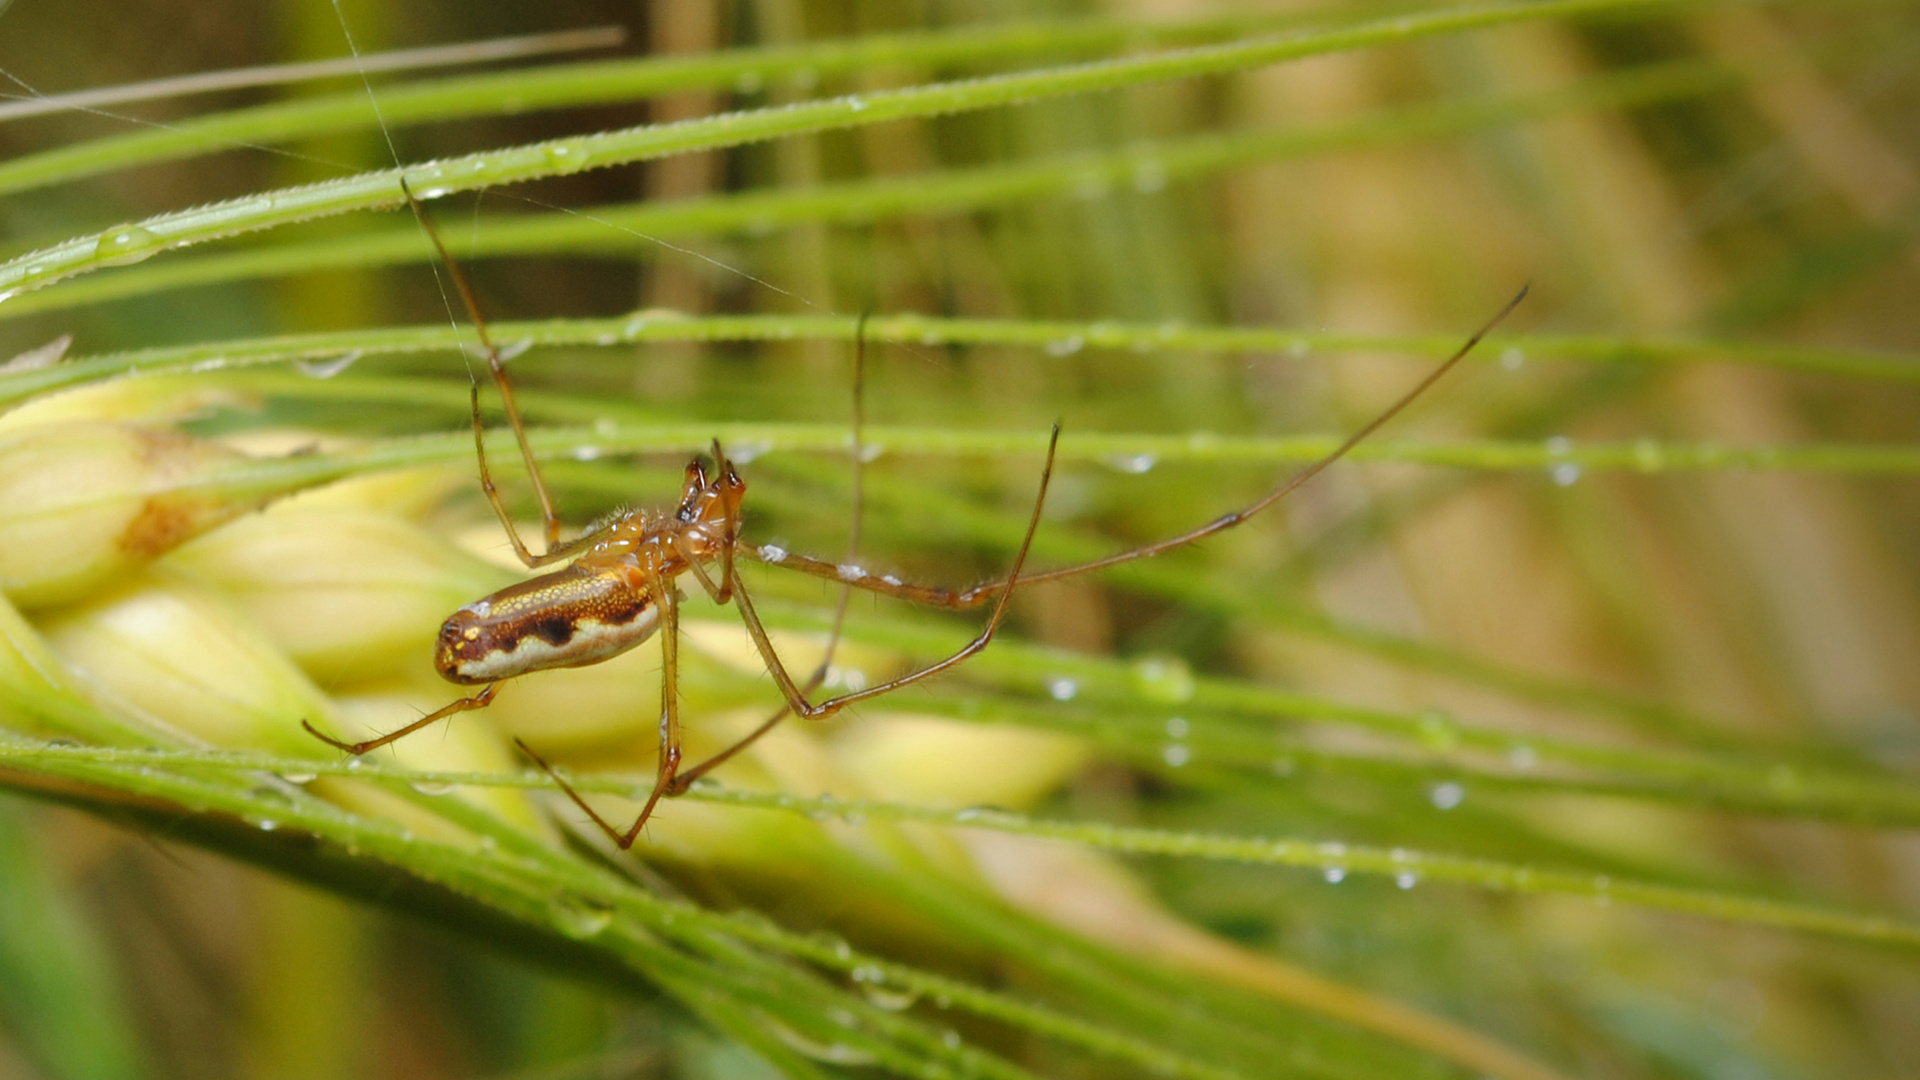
[669,313,872,792]
[518,574,683,849]
[727,422,1059,722]
[741,286,1528,607]
[303,683,500,756]
[401,179,567,568]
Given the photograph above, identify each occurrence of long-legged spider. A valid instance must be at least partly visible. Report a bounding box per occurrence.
[305,185,1525,849]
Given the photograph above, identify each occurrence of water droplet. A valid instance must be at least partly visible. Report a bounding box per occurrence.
[278,770,317,785]
[1045,677,1079,701]
[1130,655,1195,704]
[1395,872,1419,889]
[1546,435,1572,455]
[941,1029,962,1050]
[409,779,457,796]
[845,95,868,112]
[1164,715,1189,738]
[824,665,870,693]
[953,806,987,823]
[1044,335,1084,357]
[93,224,162,267]
[1507,744,1538,770]
[414,186,453,200]
[1132,159,1168,193]
[1416,709,1460,752]
[543,144,580,170]
[1428,781,1466,810]
[549,893,614,938]
[728,439,772,464]
[1073,173,1112,200]
[1102,452,1158,474]
[759,544,788,564]
[0,335,71,374]
[255,819,278,832]
[1161,743,1191,768]
[1500,347,1525,371]
[570,445,604,462]
[764,1018,876,1065]
[293,349,362,379]
[1551,463,1582,486]
[857,442,885,463]
[836,563,868,582]
[850,967,918,1010]
[1323,866,1346,884]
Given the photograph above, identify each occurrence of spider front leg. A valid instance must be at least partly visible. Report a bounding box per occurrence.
[303,684,500,755]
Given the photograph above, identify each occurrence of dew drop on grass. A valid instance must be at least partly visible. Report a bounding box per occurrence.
[549,893,614,939]
[1161,743,1191,768]
[1045,335,1085,357]
[1417,709,1461,752]
[1428,781,1466,810]
[1103,452,1158,474]
[293,350,362,379]
[94,224,162,267]
[1324,866,1346,884]
[765,1019,877,1065]
[1130,655,1195,704]
[1045,677,1079,701]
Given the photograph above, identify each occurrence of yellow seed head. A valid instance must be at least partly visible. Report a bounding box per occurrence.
[0,421,263,608]
[37,569,337,757]
[165,502,512,683]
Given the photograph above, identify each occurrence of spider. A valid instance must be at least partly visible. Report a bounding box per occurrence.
[305,182,1525,849]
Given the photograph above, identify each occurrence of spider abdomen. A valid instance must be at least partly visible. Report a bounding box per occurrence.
[436,562,660,684]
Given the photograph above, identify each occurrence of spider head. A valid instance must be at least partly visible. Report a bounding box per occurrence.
[675,442,747,528]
